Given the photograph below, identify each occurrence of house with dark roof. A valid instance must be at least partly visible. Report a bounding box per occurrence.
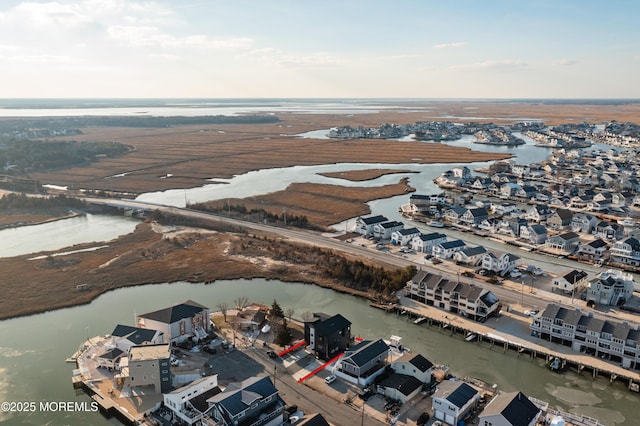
[577,238,609,261]
[545,231,580,253]
[433,239,466,259]
[530,303,640,368]
[586,269,635,306]
[377,373,423,403]
[571,213,598,234]
[552,270,589,295]
[411,232,447,253]
[610,237,640,266]
[526,205,552,223]
[404,271,501,322]
[391,227,420,246]
[453,246,487,266]
[163,376,221,425]
[481,252,520,275]
[460,207,489,225]
[478,391,541,426]
[355,215,389,236]
[96,347,124,370]
[546,208,573,229]
[137,300,210,344]
[391,353,434,384]
[521,224,547,245]
[432,380,479,425]
[109,324,165,353]
[304,313,352,361]
[207,376,285,426]
[373,220,405,241]
[335,339,390,387]
[296,413,333,426]
[595,221,625,241]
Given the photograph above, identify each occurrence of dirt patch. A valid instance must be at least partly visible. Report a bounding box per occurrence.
[319,168,417,181]
[194,178,414,228]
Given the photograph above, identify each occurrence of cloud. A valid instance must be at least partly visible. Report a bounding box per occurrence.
[554,59,577,66]
[450,59,528,71]
[433,42,468,49]
[0,54,78,63]
[240,48,342,68]
[107,25,252,50]
[0,44,19,51]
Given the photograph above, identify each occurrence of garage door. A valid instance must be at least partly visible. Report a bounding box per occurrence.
[445,414,455,425]
[435,410,444,421]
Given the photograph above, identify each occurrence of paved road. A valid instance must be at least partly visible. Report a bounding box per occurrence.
[84,197,620,318]
[242,347,385,426]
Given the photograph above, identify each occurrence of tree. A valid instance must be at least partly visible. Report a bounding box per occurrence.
[234,296,249,310]
[301,311,313,322]
[270,299,284,319]
[217,302,229,322]
[285,308,295,321]
[275,318,293,347]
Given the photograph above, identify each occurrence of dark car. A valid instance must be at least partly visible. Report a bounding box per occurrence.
[417,412,430,426]
[266,350,277,358]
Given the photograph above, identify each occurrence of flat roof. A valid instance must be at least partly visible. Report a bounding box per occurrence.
[129,344,170,361]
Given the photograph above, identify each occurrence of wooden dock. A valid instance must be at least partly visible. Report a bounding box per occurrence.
[377,302,640,393]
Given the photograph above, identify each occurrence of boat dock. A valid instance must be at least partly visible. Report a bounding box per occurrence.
[385,295,640,393]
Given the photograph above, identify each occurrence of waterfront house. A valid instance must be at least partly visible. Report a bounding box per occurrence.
[411,232,447,253]
[570,213,598,234]
[207,376,285,426]
[461,207,489,225]
[432,380,479,426]
[511,164,530,177]
[137,300,210,344]
[453,246,487,266]
[443,207,467,223]
[481,252,520,276]
[530,303,640,369]
[404,271,501,322]
[96,348,124,370]
[499,216,527,237]
[127,344,171,394]
[526,205,552,223]
[586,269,635,306]
[355,215,388,236]
[453,166,472,182]
[594,221,624,241]
[433,239,466,260]
[109,324,165,354]
[546,208,573,229]
[478,391,541,426]
[335,339,390,387]
[500,183,522,198]
[545,232,580,253]
[163,376,221,425]
[391,227,420,246]
[577,238,609,261]
[373,220,405,241]
[520,224,547,245]
[516,185,537,201]
[304,313,352,361]
[478,217,501,233]
[390,353,434,384]
[377,373,423,404]
[610,237,640,266]
[590,192,613,211]
[472,177,492,191]
[551,270,589,295]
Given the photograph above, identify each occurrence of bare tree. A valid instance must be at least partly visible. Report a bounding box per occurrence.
[285,308,295,321]
[216,302,229,322]
[234,296,249,310]
[301,311,313,322]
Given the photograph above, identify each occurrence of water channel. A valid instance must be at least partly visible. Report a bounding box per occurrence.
[0,279,636,425]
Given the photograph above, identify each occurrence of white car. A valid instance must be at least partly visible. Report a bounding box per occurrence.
[325,375,336,384]
[509,270,522,278]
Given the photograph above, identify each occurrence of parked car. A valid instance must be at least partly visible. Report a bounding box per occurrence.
[266,350,277,358]
[525,310,539,317]
[417,412,430,426]
[510,270,522,278]
[325,375,336,384]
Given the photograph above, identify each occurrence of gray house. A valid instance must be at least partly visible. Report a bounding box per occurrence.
[336,339,390,387]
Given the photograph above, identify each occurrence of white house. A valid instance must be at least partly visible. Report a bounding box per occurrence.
[163,376,220,425]
[521,224,547,245]
[391,227,420,246]
[377,373,423,404]
[137,300,210,344]
[354,215,388,236]
[433,240,466,260]
[432,380,479,425]
[552,270,589,295]
[478,391,541,426]
[411,232,447,253]
[481,252,520,275]
[373,221,405,241]
[390,353,434,384]
[335,339,390,387]
[577,238,609,261]
[610,237,640,266]
[453,246,487,266]
[109,324,165,354]
[586,269,635,306]
[545,232,580,253]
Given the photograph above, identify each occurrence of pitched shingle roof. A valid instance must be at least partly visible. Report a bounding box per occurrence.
[139,300,207,324]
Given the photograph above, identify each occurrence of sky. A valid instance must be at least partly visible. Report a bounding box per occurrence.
[1,0,639,99]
